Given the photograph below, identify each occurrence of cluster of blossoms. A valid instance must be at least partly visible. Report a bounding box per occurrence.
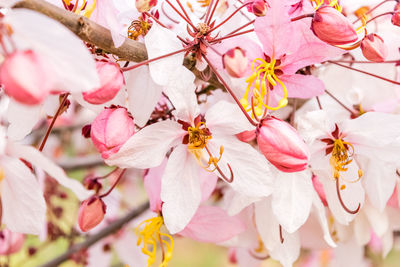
[1,0,400,266]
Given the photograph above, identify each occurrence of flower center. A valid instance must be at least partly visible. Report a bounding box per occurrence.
[327,138,363,191]
[62,0,97,17]
[187,121,212,150]
[197,23,211,35]
[136,215,174,267]
[240,58,288,118]
[179,118,233,182]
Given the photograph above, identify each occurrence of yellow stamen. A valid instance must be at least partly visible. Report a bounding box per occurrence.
[241,58,288,117]
[75,0,86,14]
[136,215,174,267]
[329,139,362,184]
[310,0,342,12]
[197,0,211,8]
[83,0,97,18]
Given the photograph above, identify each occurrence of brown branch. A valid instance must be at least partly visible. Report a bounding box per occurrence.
[13,0,147,62]
[38,201,150,267]
[12,0,224,87]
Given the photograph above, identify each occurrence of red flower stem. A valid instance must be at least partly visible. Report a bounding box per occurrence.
[325,90,357,116]
[279,225,284,243]
[208,3,252,34]
[175,0,193,23]
[290,13,314,22]
[336,178,361,214]
[206,0,220,25]
[330,59,400,64]
[165,0,197,30]
[121,46,192,72]
[203,54,258,126]
[97,168,120,180]
[225,19,255,36]
[353,0,395,23]
[328,60,400,85]
[316,96,323,110]
[99,169,126,198]
[144,11,167,28]
[210,29,254,44]
[204,0,215,23]
[39,93,69,152]
[366,11,395,24]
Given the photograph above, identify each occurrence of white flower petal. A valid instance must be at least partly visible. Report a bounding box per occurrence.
[5,9,100,92]
[7,142,91,200]
[255,199,300,267]
[161,145,202,234]
[310,190,336,248]
[364,204,389,237]
[209,136,273,197]
[1,157,46,235]
[272,170,313,233]
[362,160,397,212]
[164,67,199,122]
[6,99,41,141]
[144,23,185,86]
[106,120,185,169]
[205,101,254,135]
[126,65,163,127]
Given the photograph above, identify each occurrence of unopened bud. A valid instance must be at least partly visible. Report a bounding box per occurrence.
[257,117,309,172]
[135,0,158,13]
[0,50,52,105]
[360,34,388,62]
[311,6,358,45]
[222,47,248,78]
[391,4,400,27]
[82,61,124,105]
[246,0,268,17]
[78,196,106,232]
[91,107,135,159]
[0,230,25,255]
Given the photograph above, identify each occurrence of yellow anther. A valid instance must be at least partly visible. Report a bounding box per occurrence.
[340,184,346,190]
[244,58,288,116]
[254,79,261,90]
[254,106,263,117]
[329,138,362,183]
[240,98,249,108]
[278,98,288,108]
[75,0,86,14]
[83,0,97,18]
[136,216,174,267]
[63,0,71,5]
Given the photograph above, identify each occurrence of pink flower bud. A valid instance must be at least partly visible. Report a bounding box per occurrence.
[360,34,388,62]
[222,47,248,78]
[78,196,106,232]
[246,0,268,17]
[0,50,52,105]
[91,107,135,159]
[236,129,256,142]
[135,0,158,12]
[82,61,124,105]
[256,117,309,172]
[0,230,25,255]
[311,6,358,45]
[391,4,400,27]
